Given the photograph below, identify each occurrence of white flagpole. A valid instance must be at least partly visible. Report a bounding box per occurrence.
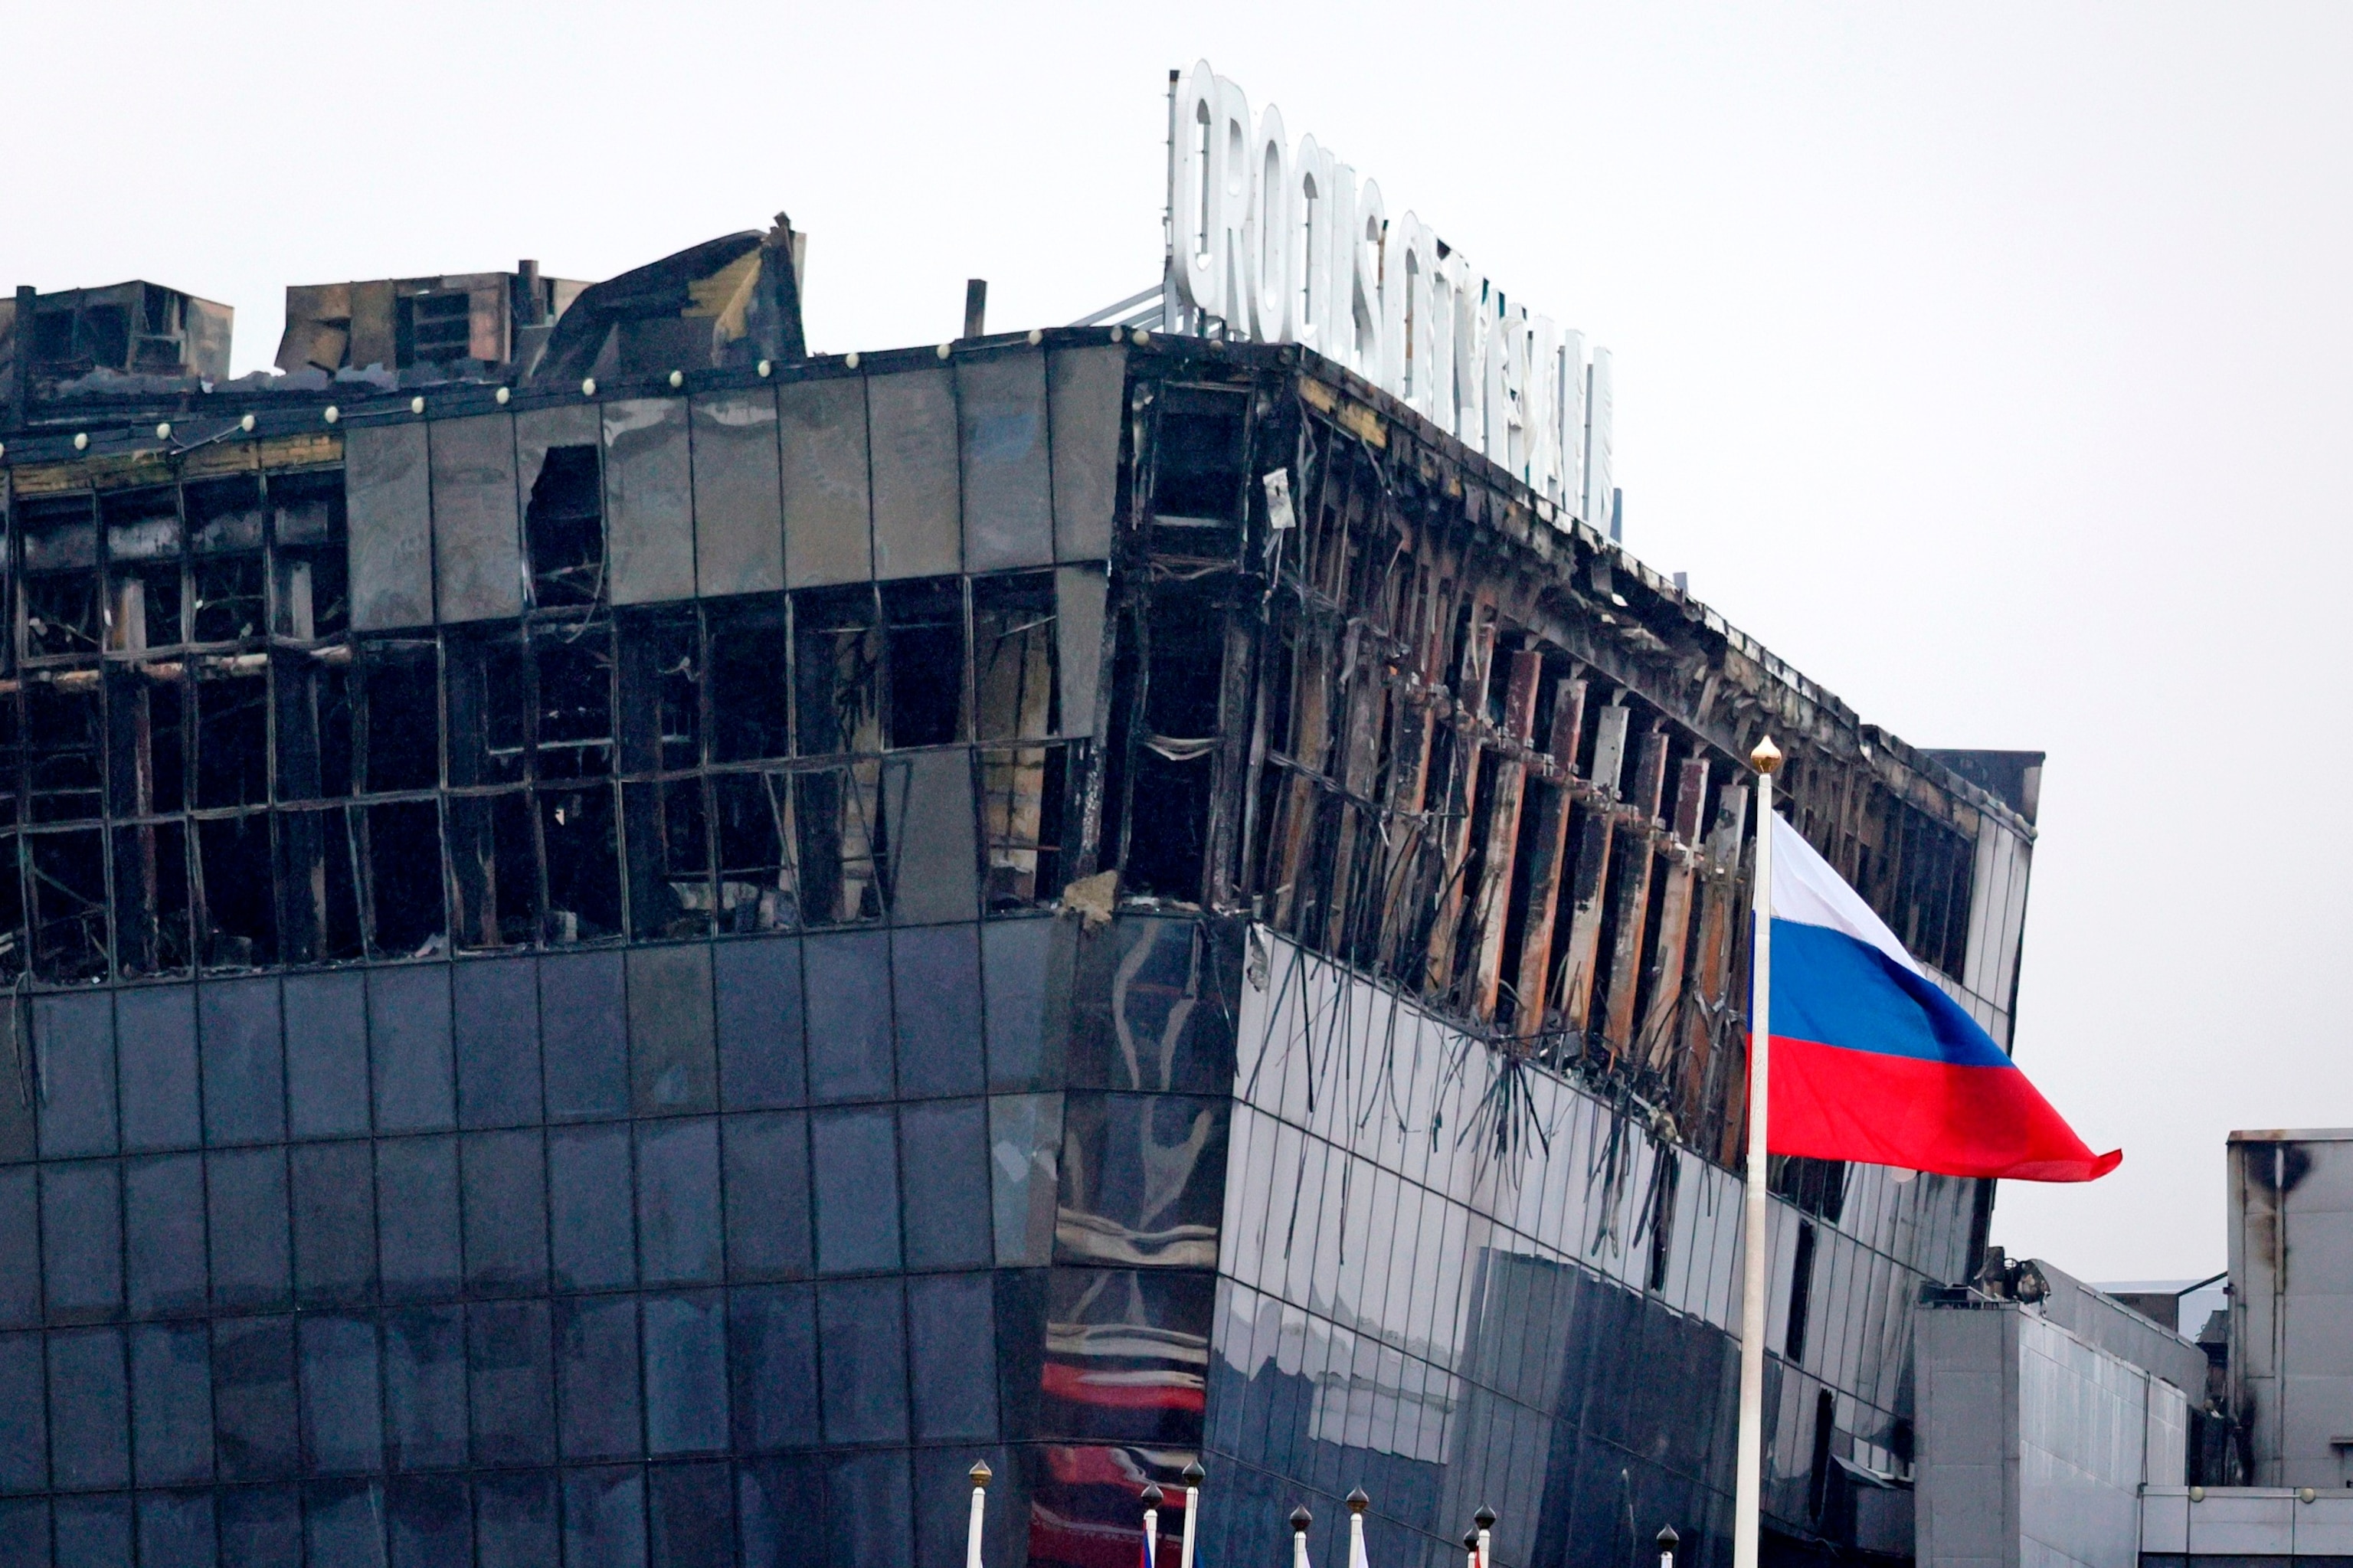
[1143,1484,1163,1568]
[1179,1461,1203,1568]
[966,1461,991,1568]
[1733,736,1782,1568]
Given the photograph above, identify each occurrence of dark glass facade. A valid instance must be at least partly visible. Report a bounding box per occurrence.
[0,331,2035,1566]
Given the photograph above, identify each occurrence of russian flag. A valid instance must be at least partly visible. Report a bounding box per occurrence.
[1765,813,2119,1183]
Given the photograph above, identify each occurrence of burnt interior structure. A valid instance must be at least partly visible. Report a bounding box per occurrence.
[0,231,2041,1568]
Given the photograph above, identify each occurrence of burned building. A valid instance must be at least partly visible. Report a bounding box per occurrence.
[0,219,2045,1568]
[2,283,233,402]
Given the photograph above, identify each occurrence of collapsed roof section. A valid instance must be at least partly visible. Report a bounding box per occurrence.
[526,216,808,388]
[2,214,808,426]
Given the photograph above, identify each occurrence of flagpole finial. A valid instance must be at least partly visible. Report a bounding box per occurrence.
[1182,1461,1205,1488]
[1292,1507,1314,1534]
[1474,1506,1496,1531]
[970,1460,993,1488]
[1749,736,1782,775]
[1144,1485,1165,1508]
[1346,1488,1370,1514]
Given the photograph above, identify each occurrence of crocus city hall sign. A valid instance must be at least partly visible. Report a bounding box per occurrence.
[1165,59,1615,531]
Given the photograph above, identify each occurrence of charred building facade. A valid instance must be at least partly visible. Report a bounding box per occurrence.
[0,226,2044,1568]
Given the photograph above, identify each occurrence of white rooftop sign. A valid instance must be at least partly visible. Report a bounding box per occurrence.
[1164,59,1614,530]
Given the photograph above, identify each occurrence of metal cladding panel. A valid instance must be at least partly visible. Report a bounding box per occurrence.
[690,391,784,598]
[779,376,872,588]
[428,414,522,624]
[957,353,1052,572]
[866,368,960,581]
[2139,1490,2189,1553]
[1913,1305,2016,1568]
[346,422,434,630]
[2183,1490,2295,1554]
[1053,565,1107,739]
[1048,345,1124,561]
[601,398,694,606]
[883,750,976,925]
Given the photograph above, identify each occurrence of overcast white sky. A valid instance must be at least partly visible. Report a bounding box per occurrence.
[11,2,2350,1281]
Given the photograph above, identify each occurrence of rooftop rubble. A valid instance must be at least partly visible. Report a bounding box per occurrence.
[2,214,806,434]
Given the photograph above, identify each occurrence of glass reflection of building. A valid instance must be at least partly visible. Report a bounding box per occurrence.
[0,295,2037,1567]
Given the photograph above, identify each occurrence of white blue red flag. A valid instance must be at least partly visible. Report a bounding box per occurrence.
[1765,815,2119,1182]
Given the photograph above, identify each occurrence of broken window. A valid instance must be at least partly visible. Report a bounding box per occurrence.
[1149,385,1249,521]
[275,805,362,964]
[0,697,18,827]
[28,828,106,982]
[269,470,349,640]
[358,640,441,794]
[364,800,445,957]
[1893,806,1974,978]
[26,682,104,823]
[448,791,538,951]
[973,572,1057,741]
[113,820,190,977]
[193,669,270,810]
[712,771,798,932]
[524,445,604,609]
[188,475,267,644]
[398,290,473,367]
[0,839,20,984]
[709,599,791,763]
[794,764,884,925]
[624,777,710,940]
[883,576,964,748]
[534,627,614,780]
[980,742,1071,912]
[273,653,352,802]
[445,630,528,789]
[1114,581,1226,902]
[1769,1155,1848,1223]
[538,784,620,943]
[106,668,185,818]
[792,585,880,758]
[101,487,182,653]
[198,813,277,968]
[617,610,700,773]
[20,496,100,660]
[973,574,1064,911]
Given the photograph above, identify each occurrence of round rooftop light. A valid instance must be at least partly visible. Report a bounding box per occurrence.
[1131,328,1151,345]
[757,359,773,378]
[581,378,597,397]
[668,370,684,388]
[936,343,952,360]
[1027,328,1043,345]
[323,407,340,425]
[843,352,859,369]
[409,396,426,415]
[73,433,88,452]
[240,414,257,433]
[155,422,172,440]
[496,387,511,405]
[1108,326,1122,342]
